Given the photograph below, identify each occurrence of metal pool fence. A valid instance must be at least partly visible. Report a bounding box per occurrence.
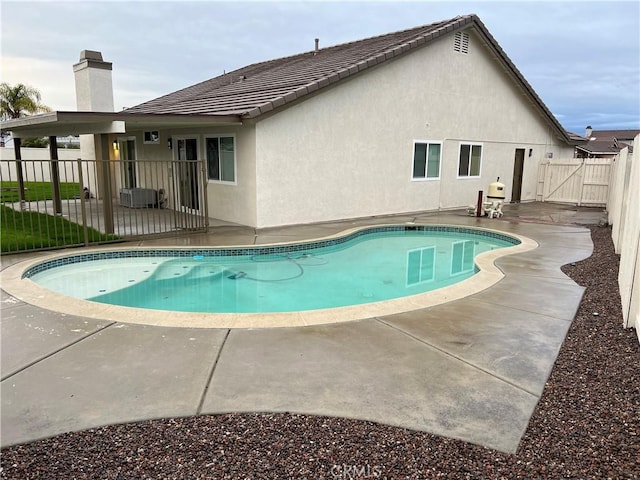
[1,157,207,253]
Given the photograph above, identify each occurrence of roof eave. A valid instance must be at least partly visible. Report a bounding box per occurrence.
[1,111,243,137]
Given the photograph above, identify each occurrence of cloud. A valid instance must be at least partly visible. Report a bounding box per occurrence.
[2,1,638,131]
[1,56,77,110]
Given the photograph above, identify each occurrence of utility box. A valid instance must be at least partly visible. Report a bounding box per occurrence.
[119,188,157,208]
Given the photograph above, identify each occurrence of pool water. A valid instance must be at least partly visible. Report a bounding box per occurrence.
[29,228,516,313]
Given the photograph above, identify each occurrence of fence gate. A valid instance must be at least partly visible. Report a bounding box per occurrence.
[536,158,612,206]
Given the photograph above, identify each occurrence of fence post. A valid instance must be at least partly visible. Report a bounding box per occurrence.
[200,156,209,231]
[49,136,63,215]
[542,161,551,202]
[576,159,585,207]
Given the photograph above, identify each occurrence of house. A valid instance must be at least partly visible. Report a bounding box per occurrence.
[1,14,580,229]
[576,126,639,158]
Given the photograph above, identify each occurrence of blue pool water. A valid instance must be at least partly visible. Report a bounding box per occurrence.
[27,226,518,313]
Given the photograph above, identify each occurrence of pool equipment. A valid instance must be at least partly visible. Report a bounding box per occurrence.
[467,178,506,218]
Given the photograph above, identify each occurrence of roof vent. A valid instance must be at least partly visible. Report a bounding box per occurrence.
[314,38,319,53]
[453,31,469,54]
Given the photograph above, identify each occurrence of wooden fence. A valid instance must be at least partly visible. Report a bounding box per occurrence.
[536,158,612,206]
[606,141,640,339]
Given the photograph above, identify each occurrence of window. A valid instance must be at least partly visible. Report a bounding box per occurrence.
[412,141,441,179]
[143,131,159,144]
[118,138,137,188]
[458,143,482,177]
[406,246,436,286]
[206,136,236,182]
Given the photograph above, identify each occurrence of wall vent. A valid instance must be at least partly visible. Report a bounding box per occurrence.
[454,31,470,54]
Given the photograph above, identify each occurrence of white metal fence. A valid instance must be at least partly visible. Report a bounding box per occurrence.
[1,156,207,253]
[536,158,612,206]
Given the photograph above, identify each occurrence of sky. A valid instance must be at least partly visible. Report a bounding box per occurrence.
[1,0,639,135]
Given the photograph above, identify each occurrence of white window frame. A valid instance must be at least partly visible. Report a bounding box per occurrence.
[411,140,442,181]
[457,142,483,178]
[204,134,237,185]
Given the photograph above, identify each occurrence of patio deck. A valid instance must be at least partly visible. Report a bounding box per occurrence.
[0,202,605,452]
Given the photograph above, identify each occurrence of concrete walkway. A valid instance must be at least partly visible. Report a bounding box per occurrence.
[0,203,602,452]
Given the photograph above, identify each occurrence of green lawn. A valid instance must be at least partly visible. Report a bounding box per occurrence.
[1,205,119,252]
[0,181,82,203]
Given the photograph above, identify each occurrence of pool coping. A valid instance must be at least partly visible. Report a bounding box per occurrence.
[0,224,538,328]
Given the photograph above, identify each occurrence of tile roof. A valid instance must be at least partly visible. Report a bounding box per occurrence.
[122,14,574,143]
[123,15,466,118]
[577,140,622,154]
[577,129,639,154]
[588,129,640,141]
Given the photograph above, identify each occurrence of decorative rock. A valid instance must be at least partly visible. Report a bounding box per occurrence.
[1,226,638,479]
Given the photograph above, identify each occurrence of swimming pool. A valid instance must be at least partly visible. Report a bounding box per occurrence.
[3,224,537,328]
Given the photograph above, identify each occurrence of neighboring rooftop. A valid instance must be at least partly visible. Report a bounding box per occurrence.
[578,127,640,155]
[587,129,640,141]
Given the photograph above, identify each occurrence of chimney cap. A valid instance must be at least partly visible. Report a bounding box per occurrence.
[79,50,104,62]
[585,125,593,138]
[74,50,112,72]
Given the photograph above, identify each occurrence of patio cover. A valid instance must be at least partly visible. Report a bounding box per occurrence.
[0,111,242,138]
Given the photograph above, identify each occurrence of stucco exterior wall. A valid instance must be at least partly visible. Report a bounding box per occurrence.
[254,28,573,228]
[74,67,114,112]
[122,125,257,225]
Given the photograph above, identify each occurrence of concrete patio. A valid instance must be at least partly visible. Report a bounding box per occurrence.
[0,202,603,452]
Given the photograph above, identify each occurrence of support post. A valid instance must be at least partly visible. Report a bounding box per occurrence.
[49,136,63,215]
[476,190,484,217]
[99,134,114,234]
[13,138,26,210]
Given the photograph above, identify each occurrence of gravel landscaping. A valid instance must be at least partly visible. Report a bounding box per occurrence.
[1,225,638,479]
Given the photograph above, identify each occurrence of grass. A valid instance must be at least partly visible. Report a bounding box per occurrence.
[1,205,119,253]
[0,181,82,203]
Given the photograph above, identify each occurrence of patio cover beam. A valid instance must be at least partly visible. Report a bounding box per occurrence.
[1,111,242,138]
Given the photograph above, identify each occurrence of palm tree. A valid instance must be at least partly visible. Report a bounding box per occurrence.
[0,83,51,209]
[0,82,51,120]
